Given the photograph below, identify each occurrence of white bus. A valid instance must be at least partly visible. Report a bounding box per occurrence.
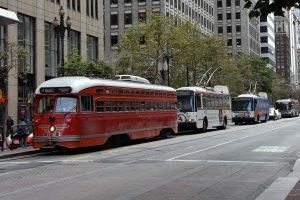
[177,86,231,132]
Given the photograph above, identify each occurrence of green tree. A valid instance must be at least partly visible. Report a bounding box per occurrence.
[118,14,175,84]
[61,48,115,78]
[244,0,300,17]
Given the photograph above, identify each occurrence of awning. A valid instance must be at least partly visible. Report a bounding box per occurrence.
[0,8,19,26]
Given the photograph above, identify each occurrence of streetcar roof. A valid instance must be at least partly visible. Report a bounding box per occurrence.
[35,76,176,94]
[237,94,258,98]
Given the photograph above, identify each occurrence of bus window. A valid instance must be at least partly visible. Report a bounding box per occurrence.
[80,95,94,112]
[37,96,55,113]
[196,95,201,110]
[56,96,77,113]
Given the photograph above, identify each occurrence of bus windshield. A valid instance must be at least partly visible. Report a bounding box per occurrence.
[55,96,77,113]
[177,95,194,112]
[232,98,253,111]
[275,102,289,111]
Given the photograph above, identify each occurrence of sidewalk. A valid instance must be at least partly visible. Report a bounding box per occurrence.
[0,146,37,160]
[256,158,300,200]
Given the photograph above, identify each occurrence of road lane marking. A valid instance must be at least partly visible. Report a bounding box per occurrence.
[253,146,289,153]
[169,159,279,164]
[167,122,295,161]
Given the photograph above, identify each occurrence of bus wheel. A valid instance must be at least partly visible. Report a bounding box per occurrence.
[222,118,227,129]
[256,115,260,124]
[202,120,208,133]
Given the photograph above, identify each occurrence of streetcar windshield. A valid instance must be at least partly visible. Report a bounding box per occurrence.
[232,99,253,111]
[177,95,194,112]
[55,96,77,113]
[37,96,55,113]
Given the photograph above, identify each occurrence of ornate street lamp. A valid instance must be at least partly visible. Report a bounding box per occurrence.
[53,6,71,77]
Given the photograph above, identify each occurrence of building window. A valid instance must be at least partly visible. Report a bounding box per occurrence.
[260,26,267,33]
[236,12,240,19]
[17,14,36,104]
[111,13,118,26]
[91,0,94,17]
[95,0,98,18]
[226,0,231,7]
[227,39,232,46]
[68,30,81,54]
[227,26,232,33]
[261,47,268,53]
[72,0,75,10]
[124,13,132,25]
[227,13,231,20]
[237,38,241,45]
[138,12,146,22]
[86,0,89,16]
[87,35,98,62]
[218,26,223,34]
[77,0,81,12]
[218,13,222,20]
[125,0,132,3]
[261,36,268,43]
[67,0,70,8]
[111,35,118,47]
[217,0,222,7]
[236,25,241,32]
[111,0,118,5]
[0,26,7,68]
[235,0,240,6]
[44,22,57,79]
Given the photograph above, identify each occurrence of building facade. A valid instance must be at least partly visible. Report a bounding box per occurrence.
[275,11,293,86]
[104,0,214,64]
[260,14,276,68]
[0,0,104,126]
[214,0,260,55]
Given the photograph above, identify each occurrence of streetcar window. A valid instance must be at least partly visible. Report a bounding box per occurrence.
[96,89,103,94]
[105,89,110,94]
[141,101,145,111]
[96,101,104,112]
[130,101,135,111]
[112,101,118,112]
[37,96,55,113]
[80,95,94,112]
[56,96,77,113]
[119,101,124,111]
[106,101,111,112]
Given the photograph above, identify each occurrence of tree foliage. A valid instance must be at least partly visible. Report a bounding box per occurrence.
[0,42,30,95]
[244,0,300,17]
[61,48,115,78]
[117,14,283,99]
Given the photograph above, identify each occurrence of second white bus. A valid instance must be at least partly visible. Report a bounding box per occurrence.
[177,86,231,132]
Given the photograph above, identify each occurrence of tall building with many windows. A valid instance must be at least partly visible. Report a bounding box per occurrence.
[214,0,260,55]
[260,14,276,68]
[104,0,215,64]
[0,0,104,125]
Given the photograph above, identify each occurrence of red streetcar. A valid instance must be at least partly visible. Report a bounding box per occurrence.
[33,76,177,149]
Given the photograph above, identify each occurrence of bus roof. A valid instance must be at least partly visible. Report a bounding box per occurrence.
[276,99,299,103]
[35,76,176,94]
[176,86,229,95]
[236,94,268,99]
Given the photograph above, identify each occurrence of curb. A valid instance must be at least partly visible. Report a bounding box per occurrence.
[0,148,39,160]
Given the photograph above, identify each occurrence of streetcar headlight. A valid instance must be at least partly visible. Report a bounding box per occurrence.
[49,125,56,132]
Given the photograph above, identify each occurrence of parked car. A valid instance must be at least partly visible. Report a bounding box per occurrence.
[269,107,282,120]
[6,124,33,150]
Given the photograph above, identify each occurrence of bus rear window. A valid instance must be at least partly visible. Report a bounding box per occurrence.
[55,96,77,113]
[37,96,55,113]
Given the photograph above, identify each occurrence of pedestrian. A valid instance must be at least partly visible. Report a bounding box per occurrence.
[18,119,28,148]
[6,115,14,137]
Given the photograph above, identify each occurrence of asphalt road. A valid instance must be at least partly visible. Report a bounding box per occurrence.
[0,117,300,200]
